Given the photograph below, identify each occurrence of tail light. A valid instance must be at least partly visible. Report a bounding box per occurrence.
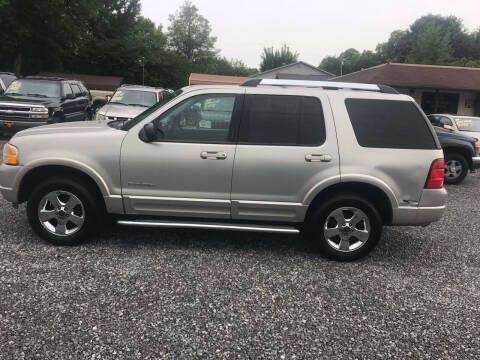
[425,159,445,189]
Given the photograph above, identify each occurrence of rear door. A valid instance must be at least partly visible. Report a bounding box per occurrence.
[70,83,85,121]
[61,82,77,121]
[231,89,339,222]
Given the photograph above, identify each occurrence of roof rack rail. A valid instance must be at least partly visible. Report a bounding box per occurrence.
[240,78,399,94]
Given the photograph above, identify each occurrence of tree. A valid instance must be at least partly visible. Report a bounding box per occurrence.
[259,45,299,72]
[376,30,412,63]
[408,24,453,64]
[167,1,217,64]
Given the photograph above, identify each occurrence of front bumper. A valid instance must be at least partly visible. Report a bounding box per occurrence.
[0,163,22,203]
[472,157,480,170]
[391,188,447,226]
[0,119,48,133]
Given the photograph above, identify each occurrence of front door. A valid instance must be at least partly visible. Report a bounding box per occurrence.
[120,91,244,219]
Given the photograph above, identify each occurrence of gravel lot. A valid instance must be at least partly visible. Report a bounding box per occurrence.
[1,136,480,359]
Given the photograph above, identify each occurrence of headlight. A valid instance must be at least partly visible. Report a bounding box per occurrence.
[31,107,48,113]
[2,143,19,166]
[95,113,106,121]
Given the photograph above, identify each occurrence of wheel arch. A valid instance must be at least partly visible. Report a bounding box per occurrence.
[442,146,473,169]
[17,164,108,211]
[304,181,394,225]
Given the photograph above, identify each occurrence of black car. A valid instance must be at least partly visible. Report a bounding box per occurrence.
[0,72,16,95]
[0,76,93,134]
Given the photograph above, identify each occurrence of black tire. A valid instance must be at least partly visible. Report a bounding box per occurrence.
[305,194,383,261]
[27,177,101,246]
[50,115,62,124]
[444,152,468,185]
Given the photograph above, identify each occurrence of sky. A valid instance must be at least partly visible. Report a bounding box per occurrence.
[142,0,480,69]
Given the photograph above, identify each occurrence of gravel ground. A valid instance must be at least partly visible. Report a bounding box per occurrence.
[0,143,480,358]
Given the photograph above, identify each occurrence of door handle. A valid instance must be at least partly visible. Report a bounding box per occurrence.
[200,151,227,160]
[305,154,332,162]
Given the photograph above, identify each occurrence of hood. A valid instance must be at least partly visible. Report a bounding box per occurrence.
[12,120,122,139]
[455,130,480,141]
[98,103,147,119]
[0,95,59,107]
[435,128,476,144]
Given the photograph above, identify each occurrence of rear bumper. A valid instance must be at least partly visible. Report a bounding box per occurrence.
[391,188,447,226]
[0,120,48,133]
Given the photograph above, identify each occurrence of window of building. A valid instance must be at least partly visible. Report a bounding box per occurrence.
[421,92,459,115]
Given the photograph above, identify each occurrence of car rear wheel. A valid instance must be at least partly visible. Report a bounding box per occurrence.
[306,194,383,261]
[27,178,100,246]
[444,153,468,185]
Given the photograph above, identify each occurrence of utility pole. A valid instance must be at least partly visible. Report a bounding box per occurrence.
[139,57,145,85]
[340,58,344,76]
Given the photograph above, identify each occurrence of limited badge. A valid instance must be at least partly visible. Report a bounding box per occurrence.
[3,122,14,128]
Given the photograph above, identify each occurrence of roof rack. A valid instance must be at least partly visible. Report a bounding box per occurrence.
[241,78,399,94]
[24,76,66,81]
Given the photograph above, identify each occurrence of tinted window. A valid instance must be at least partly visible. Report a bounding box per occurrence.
[153,94,239,143]
[239,95,326,146]
[63,83,73,97]
[345,98,436,149]
[71,83,82,96]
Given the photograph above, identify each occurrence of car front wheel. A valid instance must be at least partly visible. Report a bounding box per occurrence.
[27,178,100,246]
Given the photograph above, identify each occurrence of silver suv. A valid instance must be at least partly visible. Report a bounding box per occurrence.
[0,79,447,261]
[95,85,171,122]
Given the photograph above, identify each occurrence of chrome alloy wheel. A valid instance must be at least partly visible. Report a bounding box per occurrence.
[445,160,462,180]
[38,191,85,236]
[323,207,370,252]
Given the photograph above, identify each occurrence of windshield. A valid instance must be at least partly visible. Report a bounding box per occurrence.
[109,89,157,107]
[455,117,480,132]
[122,90,182,130]
[4,79,61,98]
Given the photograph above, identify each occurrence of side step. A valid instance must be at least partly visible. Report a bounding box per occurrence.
[117,220,300,234]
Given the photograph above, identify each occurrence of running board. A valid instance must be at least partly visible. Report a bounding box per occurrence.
[117,220,300,234]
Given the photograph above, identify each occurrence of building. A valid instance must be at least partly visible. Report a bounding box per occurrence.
[334,63,480,116]
[253,61,334,81]
[189,61,334,86]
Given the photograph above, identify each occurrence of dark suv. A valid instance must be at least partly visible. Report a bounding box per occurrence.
[0,76,92,134]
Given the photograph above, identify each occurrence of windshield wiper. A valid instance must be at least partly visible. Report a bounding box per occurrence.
[128,103,150,107]
[5,92,21,96]
[110,102,129,106]
[25,93,49,98]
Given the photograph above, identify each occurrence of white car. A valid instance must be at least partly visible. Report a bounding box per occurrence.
[95,85,171,122]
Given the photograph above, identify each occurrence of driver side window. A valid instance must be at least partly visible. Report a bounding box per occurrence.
[154,94,238,143]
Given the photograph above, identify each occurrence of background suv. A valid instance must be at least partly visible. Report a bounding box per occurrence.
[95,85,172,123]
[0,76,92,134]
[428,114,480,184]
[0,79,447,261]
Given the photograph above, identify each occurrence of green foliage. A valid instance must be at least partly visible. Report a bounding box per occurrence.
[167,1,217,63]
[320,14,480,76]
[260,45,299,72]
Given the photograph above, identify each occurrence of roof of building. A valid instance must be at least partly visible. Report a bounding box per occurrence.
[189,73,250,86]
[254,61,334,78]
[333,63,480,92]
[37,72,123,91]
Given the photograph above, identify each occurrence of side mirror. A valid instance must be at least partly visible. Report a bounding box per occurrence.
[66,93,75,100]
[106,95,111,102]
[140,123,164,142]
[444,124,456,131]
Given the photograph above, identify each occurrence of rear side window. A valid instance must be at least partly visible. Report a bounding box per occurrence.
[71,83,82,97]
[239,95,326,146]
[345,99,436,149]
